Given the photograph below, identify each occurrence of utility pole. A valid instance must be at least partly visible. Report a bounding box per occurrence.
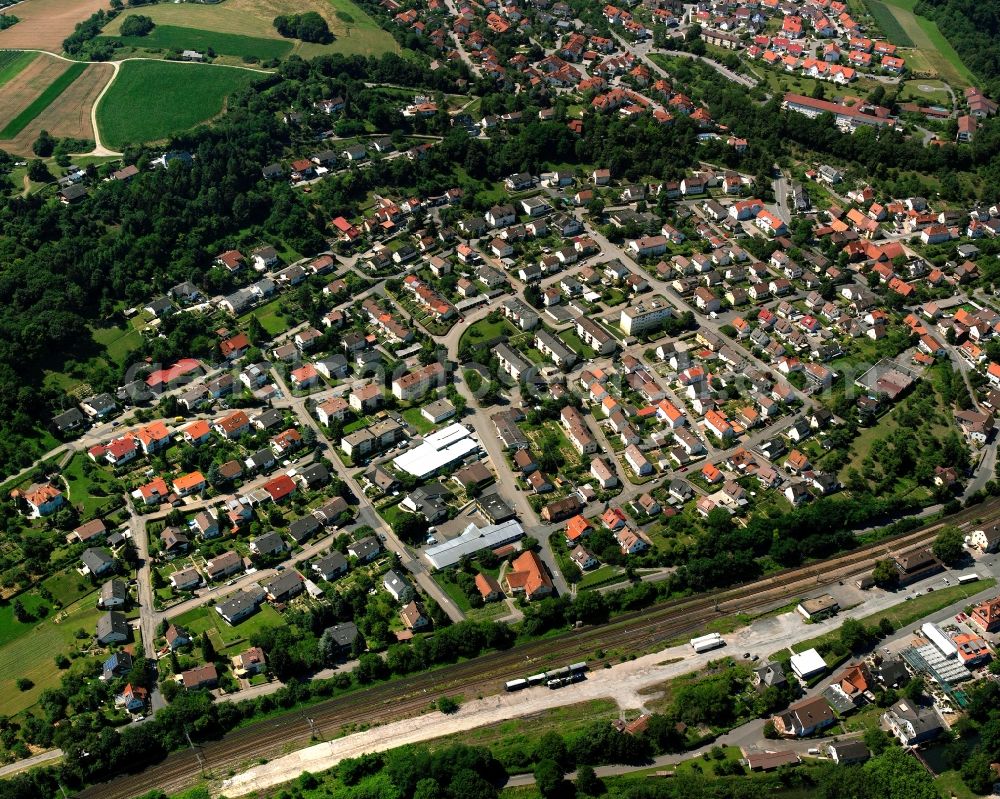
[185,726,206,776]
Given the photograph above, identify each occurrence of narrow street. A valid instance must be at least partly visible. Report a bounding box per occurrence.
[267,367,466,623]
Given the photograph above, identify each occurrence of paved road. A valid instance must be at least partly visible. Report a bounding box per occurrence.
[441,0,481,76]
[773,170,792,225]
[622,36,757,89]
[268,367,466,623]
[0,747,62,779]
[128,494,165,712]
[436,300,571,596]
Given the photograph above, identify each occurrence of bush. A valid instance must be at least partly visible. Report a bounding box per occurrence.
[273,12,333,43]
[437,695,459,714]
[120,15,154,37]
[32,130,55,157]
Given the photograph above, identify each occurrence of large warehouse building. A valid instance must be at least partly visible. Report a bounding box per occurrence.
[424,519,525,570]
[393,423,480,479]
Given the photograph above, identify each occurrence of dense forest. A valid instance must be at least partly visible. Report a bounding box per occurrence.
[914,0,1000,97]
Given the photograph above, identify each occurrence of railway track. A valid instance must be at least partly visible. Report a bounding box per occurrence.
[77,498,1000,799]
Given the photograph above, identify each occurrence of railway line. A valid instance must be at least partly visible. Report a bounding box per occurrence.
[76,498,1000,799]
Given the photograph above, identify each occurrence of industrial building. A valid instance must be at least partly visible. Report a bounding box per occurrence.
[392,423,480,479]
[424,519,525,570]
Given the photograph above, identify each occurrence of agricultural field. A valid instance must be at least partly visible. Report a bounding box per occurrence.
[0,51,38,88]
[872,0,975,88]
[96,60,264,149]
[102,0,397,59]
[0,54,78,135]
[0,61,111,156]
[861,0,914,46]
[0,0,108,50]
[103,24,293,62]
[0,61,86,138]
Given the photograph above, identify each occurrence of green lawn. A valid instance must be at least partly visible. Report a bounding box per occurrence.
[0,51,37,88]
[458,316,517,351]
[792,579,996,654]
[0,62,87,139]
[378,500,408,530]
[558,328,596,359]
[43,569,97,607]
[401,406,434,435]
[897,78,953,107]
[239,298,290,337]
[426,699,620,772]
[171,602,286,654]
[934,770,978,799]
[103,25,293,60]
[343,415,374,435]
[432,573,473,613]
[62,451,119,519]
[577,564,626,590]
[96,60,264,149]
[671,746,745,779]
[92,324,144,366]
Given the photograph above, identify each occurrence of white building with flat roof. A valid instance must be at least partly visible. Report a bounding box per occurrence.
[424,519,525,569]
[621,300,672,336]
[392,423,480,479]
[790,648,827,680]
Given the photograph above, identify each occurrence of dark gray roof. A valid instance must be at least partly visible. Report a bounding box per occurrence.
[253,409,283,429]
[53,408,86,430]
[829,741,870,762]
[878,658,909,686]
[288,515,321,543]
[118,380,154,403]
[169,281,200,299]
[82,547,114,573]
[323,621,358,648]
[216,590,260,621]
[349,535,381,560]
[247,449,276,469]
[478,492,515,522]
[251,531,284,554]
[101,578,129,603]
[263,570,304,600]
[96,611,129,641]
[314,496,349,523]
[313,551,348,579]
[299,463,330,487]
[82,393,117,414]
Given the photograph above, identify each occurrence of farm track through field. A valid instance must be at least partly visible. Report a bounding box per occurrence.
[0,61,112,156]
[0,52,70,131]
[76,498,1000,799]
[0,48,275,155]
